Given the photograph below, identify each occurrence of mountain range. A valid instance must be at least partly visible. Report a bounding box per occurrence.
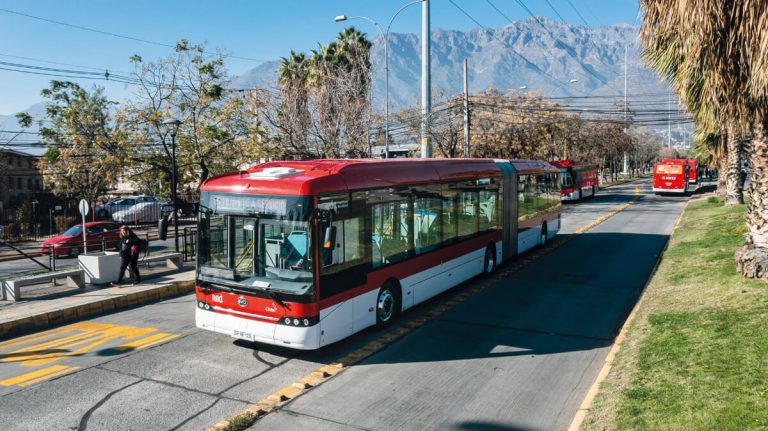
[232,17,670,110]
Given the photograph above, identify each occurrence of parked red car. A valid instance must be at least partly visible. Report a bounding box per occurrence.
[41,221,122,257]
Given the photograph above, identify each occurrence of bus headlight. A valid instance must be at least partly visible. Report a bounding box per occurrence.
[277,316,319,327]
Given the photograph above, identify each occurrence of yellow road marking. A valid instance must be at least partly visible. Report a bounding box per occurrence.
[18,366,80,387]
[0,365,70,387]
[4,329,113,362]
[0,321,100,350]
[0,322,178,389]
[206,182,648,431]
[114,333,178,351]
[21,326,159,367]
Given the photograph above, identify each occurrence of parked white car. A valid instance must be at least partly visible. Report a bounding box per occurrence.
[95,195,160,219]
[112,201,174,224]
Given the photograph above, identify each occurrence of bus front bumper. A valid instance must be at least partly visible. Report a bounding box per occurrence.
[195,307,321,350]
[652,187,686,194]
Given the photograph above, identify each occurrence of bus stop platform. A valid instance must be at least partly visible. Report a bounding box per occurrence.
[0,269,195,340]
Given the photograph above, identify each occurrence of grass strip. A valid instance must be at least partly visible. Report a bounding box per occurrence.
[584,195,768,431]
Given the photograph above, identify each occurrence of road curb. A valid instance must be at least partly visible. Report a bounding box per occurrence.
[567,196,691,431]
[0,278,195,340]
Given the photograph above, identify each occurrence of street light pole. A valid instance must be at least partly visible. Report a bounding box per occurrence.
[421,0,431,158]
[162,118,182,252]
[336,0,422,159]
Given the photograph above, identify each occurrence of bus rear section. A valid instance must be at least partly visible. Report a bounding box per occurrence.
[550,160,599,201]
[661,158,697,185]
[653,162,689,194]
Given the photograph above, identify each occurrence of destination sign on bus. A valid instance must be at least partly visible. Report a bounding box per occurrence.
[213,195,287,215]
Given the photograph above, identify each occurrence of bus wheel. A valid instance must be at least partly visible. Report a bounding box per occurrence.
[578,188,583,200]
[483,245,496,276]
[540,223,548,247]
[593,185,597,196]
[376,283,399,327]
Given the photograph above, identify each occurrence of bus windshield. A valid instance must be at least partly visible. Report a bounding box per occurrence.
[197,192,314,297]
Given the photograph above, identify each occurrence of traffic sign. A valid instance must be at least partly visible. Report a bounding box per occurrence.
[78,199,89,216]
[79,199,89,254]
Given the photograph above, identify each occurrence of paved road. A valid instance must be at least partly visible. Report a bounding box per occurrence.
[0,180,687,430]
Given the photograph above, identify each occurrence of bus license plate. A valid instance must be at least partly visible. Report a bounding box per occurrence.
[232,330,255,341]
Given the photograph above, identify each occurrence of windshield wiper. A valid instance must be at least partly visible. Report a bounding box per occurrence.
[263,287,288,308]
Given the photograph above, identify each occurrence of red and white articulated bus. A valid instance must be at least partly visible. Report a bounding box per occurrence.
[195,159,561,349]
[661,158,698,184]
[653,160,689,194]
[550,159,599,201]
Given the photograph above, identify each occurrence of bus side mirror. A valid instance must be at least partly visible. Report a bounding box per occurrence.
[323,226,336,249]
[158,218,168,241]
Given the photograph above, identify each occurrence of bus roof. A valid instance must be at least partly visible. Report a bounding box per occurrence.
[549,159,598,171]
[661,158,696,165]
[201,158,559,196]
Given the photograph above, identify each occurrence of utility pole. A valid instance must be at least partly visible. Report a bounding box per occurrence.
[420,0,432,158]
[463,58,470,158]
[623,45,629,174]
[668,91,672,148]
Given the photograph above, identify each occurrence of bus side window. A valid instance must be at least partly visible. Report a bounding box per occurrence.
[442,189,458,245]
[413,196,441,254]
[479,189,497,231]
[372,201,410,268]
[318,193,365,272]
[458,190,479,239]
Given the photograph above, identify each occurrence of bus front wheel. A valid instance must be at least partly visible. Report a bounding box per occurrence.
[540,223,548,247]
[376,282,400,327]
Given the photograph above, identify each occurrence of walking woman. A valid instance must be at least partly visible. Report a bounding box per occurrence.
[112,226,142,286]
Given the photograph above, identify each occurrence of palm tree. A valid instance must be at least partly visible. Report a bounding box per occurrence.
[641,1,747,204]
[640,0,768,278]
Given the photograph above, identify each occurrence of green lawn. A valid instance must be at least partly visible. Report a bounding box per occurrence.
[584,196,768,431]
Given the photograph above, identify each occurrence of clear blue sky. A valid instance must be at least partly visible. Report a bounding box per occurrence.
[0,0,640,115]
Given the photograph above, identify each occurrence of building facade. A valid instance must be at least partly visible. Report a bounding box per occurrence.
[0,149,43,220]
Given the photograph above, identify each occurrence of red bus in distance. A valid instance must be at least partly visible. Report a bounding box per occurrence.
[661,158,697,184]
[653,161,689,194]
[550,159,599,201]
[195,158,561,349]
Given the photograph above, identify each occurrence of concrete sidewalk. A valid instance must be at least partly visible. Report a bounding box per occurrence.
[0,269,195,340]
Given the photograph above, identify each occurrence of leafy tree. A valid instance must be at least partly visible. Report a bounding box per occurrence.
[120,40,265,201]
[17,81,129,209]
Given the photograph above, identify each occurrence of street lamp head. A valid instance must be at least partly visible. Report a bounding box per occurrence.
[519,86,527,89]
[334,15,348,22]
[162,118,182,127]
[569,79,579,83]
[161,118,182,137]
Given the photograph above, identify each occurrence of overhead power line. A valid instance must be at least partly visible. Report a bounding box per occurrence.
[0,7,268,63]
[565,0,592,28]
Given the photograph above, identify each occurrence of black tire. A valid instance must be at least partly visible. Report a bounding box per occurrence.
[592,185,597,196]
[540,223,548,247]
[68,246,80,258]
[578,188,583,200]
[483,245,496,276]
[375,282,400,328]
